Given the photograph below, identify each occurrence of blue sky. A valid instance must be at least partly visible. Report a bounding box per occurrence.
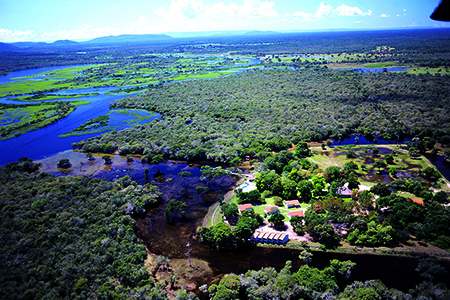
[0,0,447,42]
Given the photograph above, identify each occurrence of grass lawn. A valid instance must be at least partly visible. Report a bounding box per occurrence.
[242,197,310,221]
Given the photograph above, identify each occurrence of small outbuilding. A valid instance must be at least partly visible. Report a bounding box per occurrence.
[337,186,352,198]
[285,200,301,208]
[251,231,290,245]
[265,206,279,215]
[288,210,304,218]
[411,198,424,206]
[238,204,253,213]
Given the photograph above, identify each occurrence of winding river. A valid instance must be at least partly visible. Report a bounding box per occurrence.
[0,57,264,165]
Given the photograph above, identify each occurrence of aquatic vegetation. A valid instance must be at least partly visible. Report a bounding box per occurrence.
[60,109,158,137]
[10,92,99,102]
[0,101,88,140]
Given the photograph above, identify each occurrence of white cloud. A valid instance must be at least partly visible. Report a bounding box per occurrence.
[354,20,361,23]
[0,29,36,43]
[315,2,334,18]
[156,0,278,21]
[292,2,371,22]
[335,4,371,16]
[151,0,280,32]
[292,11,315,22]
[380,13,390,18]
[128,17,152,34]
[433,22,450,28]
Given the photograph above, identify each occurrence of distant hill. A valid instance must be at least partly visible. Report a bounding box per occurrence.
[244,30,279,36]
[53,40,78,46]
[166,30,248,38]
[0,42,19,51]
[84,34,173,45]
[11,42,49,49]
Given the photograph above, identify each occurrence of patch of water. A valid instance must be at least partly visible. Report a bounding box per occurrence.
[239,181,256,193]
[334,67,409,73]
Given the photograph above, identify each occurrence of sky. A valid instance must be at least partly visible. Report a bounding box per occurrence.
[0,0,448,43]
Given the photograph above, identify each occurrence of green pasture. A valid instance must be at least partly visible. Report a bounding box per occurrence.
[170,70,236,81]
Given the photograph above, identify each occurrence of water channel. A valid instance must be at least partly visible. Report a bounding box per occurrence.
[0,57,260,165]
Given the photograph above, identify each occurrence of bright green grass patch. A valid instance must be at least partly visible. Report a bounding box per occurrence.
[176,58,196,63]
[361,62,403,68]
[9,93,99,102]
[170,71,236,81]
[0,80,70,98]
[70,100,92,106]
[11,64,110,80]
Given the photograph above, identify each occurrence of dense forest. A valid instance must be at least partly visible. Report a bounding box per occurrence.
[207,258,449,300]
[0,158,165,299]
[73,67,450,163]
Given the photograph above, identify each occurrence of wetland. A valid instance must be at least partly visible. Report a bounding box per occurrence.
[1,29,450,299]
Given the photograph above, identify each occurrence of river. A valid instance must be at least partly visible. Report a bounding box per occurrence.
[0,58,263,165]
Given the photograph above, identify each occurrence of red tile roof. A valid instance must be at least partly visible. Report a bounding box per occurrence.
[238,204,253,212]
[411,198,424,206]
[289,210,304,218]
[285,200,300,207]
[265,206,279,213]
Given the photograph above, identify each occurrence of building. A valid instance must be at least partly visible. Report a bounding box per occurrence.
[265,206,279,215]
[337,186,352,198]
[411,198,424,206]
[238,204,253,213]
[288,210,304,218]
[285,200,301,208]
[251,231,290,245]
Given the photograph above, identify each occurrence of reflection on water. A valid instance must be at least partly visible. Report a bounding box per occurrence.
[334,67,409,73]
[330,135,411,147]
[426,154,450,183]
[361,169,391,184]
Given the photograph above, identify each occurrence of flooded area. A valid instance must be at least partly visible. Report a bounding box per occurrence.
[35,149,450,294]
